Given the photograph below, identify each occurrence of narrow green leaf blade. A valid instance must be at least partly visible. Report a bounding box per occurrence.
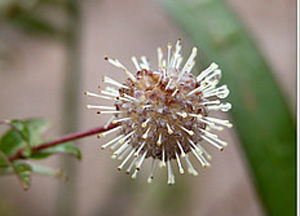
[12,161,32,190]
[161,0,296,215]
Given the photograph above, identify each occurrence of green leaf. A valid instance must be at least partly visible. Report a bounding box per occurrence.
[12,161,32,190]
[29,162,67,181]
[0,118,50,159]
[161,1,296,215]
[30,142,81,160]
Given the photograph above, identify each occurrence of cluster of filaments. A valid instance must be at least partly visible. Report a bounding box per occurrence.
[85,39,232,184]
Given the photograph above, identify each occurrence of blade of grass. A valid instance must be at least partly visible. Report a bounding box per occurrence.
[161,0,296,215]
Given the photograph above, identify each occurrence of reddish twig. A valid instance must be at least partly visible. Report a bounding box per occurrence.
[8,123,119,161]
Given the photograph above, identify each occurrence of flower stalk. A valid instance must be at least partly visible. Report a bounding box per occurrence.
[8,123,119,161]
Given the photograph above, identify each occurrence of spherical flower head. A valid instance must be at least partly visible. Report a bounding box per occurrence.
[86,39,232,184]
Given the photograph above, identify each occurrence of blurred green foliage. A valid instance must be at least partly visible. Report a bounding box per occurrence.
[0,118,80,190]
[162,0,296,215]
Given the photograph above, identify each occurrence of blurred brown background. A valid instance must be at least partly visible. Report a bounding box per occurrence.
[0,0,296,216]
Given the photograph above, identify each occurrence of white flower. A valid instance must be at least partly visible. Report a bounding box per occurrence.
[86,39,232,184]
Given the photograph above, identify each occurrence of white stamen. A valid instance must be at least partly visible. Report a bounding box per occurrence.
[175,152,184,174]
[98,110,124,115]
[206,102,232,112]
[197,62,219,82]
[186,60,195,73]
[167,42,172,68]
[101,90,119,97]
[142,118,151,128]
[170,39,182,68]
[202,136,224,151]
[134,141,146,157]
[175,57,183,69]
[112,117,131,124]
[167,160,175,185]
[104,116,115,129]
[126,157,138,174]
[188,113,203,119]
[184,156,198,176]
[187,138,203,155]
[142,127,151,139]
[101,134,124,149]
[105,57,137,82]
[208,124,224,131]
[197,143,212,160]
[119,130,135,144]
[136,150,148,170]
[176,140,186,157]
[131,169,139,179]
[140,56,150,70]
[160,146,166,167]
[157,47,164,69]
[179,125,194,136]
[131,56,141,71]
[199,128,218,139]
[156,133,162,146]
[117,148,135,170]
[178,47,197,82]
[84,91,116,102]
[205,134,228,147]
[103,76,129,89]
[117,146,132,160]
[113,139,130,156]
[105,86,119,94]
[141,104,152,109]
[191,147,210,167]
[86,105,116,110]
[123,93,138,102]
[147,159,157,184]
[200,100,221,105]
[171,88,179,97]
[98,125,123,138]
[205,116,233,128]
[203,85,230,99]
[165,77,173,90]
[166,123,173,134]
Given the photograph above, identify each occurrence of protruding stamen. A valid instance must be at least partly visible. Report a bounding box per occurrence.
[160,146,166,167]
[157,47,164,69]
[167,160,175,185]
[202,136,224,151]
[175,57,183,69]
[84,91,116,102]
[184,156,198,176]
[126,157,138,174]
[100,89,119,97]
[188,113,203,119]
[122,93,138,102]
[166,123,173,134]
[117,148,135,171]
[113,139,130,156]
[179,125,194,136]
[104,116,115,129]
[142,127,151,139]
[203,85,230,99]
[119,130,135,144]
[204,116,232,128]
[205,134,228,147]
[165,77,173,90]
[199,128,218,139]
[112,117,131,124]
[187,138,203,155]
[105,57,137,82]
[206,102,232,112]
[200,100,221,105]
[176,140,186,157]
[131,56,141,71]
[103,76,129,89]
[97,110,123,115]
[178,47,197,82]
[101,134,124,149]
[167,42,172,69]
[191,147,210,168]
[86,105,116,110]
[140,56,150,70]
[197,62,219,82]
[170,39,182,68]
[171,88,179,97]
[117,146,132,161]
[131,169,139,179]
[197,143,212,160]
[141,104,152,109]
[142,118,151,128]
[147,159,157,184]
[136,150,148,170]
[156,133,162,146]
[134,141,146,157]
[175,152,184,174]
[98,125,123,138]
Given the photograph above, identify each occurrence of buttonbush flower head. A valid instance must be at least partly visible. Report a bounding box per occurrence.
[85,39,232,184]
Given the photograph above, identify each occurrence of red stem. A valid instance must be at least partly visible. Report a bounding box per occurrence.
[8,123,119,161]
